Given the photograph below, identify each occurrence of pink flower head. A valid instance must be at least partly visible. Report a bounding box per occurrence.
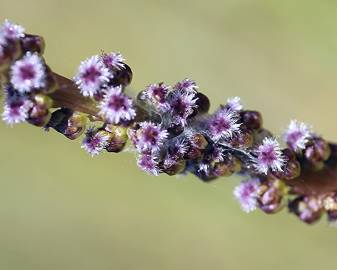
[208,108,241,141]
[233,178,260,213]
[81,128,110,156]
[2,94,32,125]
[143,83,170,110]
[99,86,136,124]
[283,120,311,152]
[135,121,168,151]
[10,52,46,93]
[137,153,160,175]
[1,19,25,40]
[255,137,285,174]
[168,89,198,126]
[173,78,198,92]
[74,55,110,97]
[101,52,125,70]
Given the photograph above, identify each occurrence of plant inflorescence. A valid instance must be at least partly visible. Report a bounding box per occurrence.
[1,20,337,225]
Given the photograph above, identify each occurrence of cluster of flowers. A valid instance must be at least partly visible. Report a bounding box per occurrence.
[1,20,337,225]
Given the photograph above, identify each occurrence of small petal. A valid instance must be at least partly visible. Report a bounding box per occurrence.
[142,83,170,110]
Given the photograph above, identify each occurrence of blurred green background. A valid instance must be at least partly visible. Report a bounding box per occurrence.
[2,0,337,269]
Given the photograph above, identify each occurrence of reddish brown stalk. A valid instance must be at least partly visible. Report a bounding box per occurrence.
[49,73,99,116]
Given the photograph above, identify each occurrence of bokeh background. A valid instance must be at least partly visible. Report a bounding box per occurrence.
[2,0,337,269]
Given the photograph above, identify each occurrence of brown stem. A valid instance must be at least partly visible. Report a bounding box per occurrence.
[49,73,99,116]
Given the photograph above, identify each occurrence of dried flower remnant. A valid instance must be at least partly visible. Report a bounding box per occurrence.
[2,19,337,226]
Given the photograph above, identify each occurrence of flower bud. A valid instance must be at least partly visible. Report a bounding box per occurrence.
[257,180,286,214]
[104,125,128,152]
[240,110,263,130]
[163,159,186,176]
[27,94,52,126]
[189,133,208,150]
[229,127,253,148]
[110,64,133,88]
[194,92,210,114]
[305,137,331,167]
[20,34,45,55]
[273,149,301,180]
[288,196,324,224]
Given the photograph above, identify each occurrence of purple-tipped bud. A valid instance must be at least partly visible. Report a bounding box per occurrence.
[257,180,286,214]
[189,133,208,150]
[110,64,133,87]
[273,149,301,180]
[305,137,331,166]
[288,196,324,224]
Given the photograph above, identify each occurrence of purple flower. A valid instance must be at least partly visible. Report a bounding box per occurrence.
[81,128,110,156]
[137,153,160,175]
[10,52,46,93]
[168,89,198,126]
[233,178,260,213]
[283,120,311,152]
[254,137,285,174]
[143,83,170,110]
[135,121,168,151]
[1,19,25,40]
[0,32,5,57]
[99,86,136,124]
[2,94,32,125]
[173,78,198,92]
[101,52,125,70]
[74,55,110,97]
[226,97,242,111]
[208,108,241,141]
